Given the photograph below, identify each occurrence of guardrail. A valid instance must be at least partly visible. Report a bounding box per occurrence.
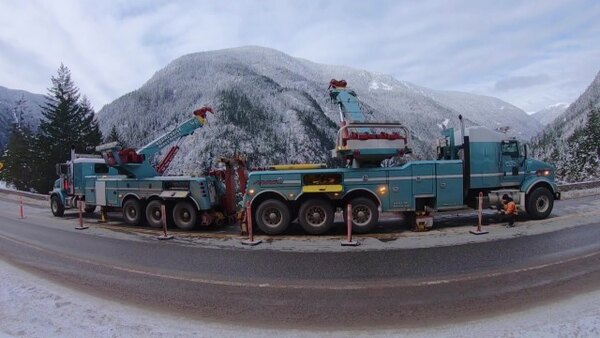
[557,180,600,192]
[0,188,48,201]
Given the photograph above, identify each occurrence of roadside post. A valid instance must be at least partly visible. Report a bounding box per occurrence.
[157,203,174,240]
[75,200,89,230]
[241,202,262,246]
[19,196,25,219]
[341,204,360,246]
[470,192,488,235]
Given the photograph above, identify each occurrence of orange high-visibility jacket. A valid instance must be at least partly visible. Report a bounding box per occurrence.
[505,201,518,215]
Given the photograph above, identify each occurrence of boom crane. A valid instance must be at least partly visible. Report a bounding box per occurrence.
[96,107,213,178]
[328,79,411,167]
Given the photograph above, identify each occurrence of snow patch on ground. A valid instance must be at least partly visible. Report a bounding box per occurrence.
[1,259,600,337]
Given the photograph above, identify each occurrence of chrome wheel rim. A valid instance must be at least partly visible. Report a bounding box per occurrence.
[536,195,550,213]
[262,207,282,227]
[305,206,326,227]
[352,205,372,226]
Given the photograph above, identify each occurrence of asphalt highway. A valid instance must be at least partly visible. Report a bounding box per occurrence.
[0,195,599,328]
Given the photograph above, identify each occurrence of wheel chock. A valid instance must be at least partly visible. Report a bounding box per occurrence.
[98,207,109,223]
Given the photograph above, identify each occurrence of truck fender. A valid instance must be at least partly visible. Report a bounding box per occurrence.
[250,190,288,206]
[120,193,141,206]
[520,177,558,195]
[51,190,68,206]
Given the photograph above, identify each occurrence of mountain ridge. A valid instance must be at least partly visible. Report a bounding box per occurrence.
[97,46,543,173]
[0,85,45,150]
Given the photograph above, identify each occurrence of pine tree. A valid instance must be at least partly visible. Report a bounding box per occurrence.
[104,125,126,147]
[78,96,103,149]
[580,107,600,178]
[31,64,104,193]
[0,96,36,190]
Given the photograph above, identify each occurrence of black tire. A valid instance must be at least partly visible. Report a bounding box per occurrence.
[145,200,165,228]
[172,200,198,230]
[84,205,96,214]
[343,197,379,233]
[122,198,145,226]
[255,199,291,235]
[526,187,554,220]
[50,195,64,217]
[298,199,335,235]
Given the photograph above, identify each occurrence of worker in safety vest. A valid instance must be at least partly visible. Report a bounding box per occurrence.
[501,194,517,228]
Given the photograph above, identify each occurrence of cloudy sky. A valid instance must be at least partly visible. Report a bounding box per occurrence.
[1,0,599,113]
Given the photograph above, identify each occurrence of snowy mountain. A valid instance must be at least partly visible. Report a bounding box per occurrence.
[531,102,569,126]
[533,71,600,148]
[97,46,542,173]
[532,70,600,181]
[0,86,45,150]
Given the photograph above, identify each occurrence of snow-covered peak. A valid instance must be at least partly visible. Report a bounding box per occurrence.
[98,46,542,171]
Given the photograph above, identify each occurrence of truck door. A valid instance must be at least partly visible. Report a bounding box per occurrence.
[500,140,524,187]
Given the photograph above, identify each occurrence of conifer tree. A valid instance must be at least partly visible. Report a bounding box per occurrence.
[32,64,103,193]
[0,96,35,190]
[104,125,126,147]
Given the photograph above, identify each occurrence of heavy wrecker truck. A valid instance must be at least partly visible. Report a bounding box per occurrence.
[242,80,561,235]
[51,107,246,230]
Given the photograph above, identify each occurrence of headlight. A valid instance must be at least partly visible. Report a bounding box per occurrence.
[536,169,552,177]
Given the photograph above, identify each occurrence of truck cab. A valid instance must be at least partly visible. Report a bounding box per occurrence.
[51,151,119,217]
[438,125,560,219]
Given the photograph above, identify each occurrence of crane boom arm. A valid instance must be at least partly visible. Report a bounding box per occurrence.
[137,108,211,159]
[96,107,213,178]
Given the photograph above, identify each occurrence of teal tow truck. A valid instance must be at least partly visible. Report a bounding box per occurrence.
[51,107,241,230]
[242,80,560,235]
[50,150,119,216]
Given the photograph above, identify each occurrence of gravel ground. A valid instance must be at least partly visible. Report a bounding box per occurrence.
[1,259,599,338]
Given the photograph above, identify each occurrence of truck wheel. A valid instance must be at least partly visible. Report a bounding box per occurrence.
[145,200,165,228]
[255,199,290,235]
[526,187,554,220]
[344,197,379,233]
[298,199,334,235]
[172,201,198,230]
[50,195,64,217]
[122,198,145,226]
[84,205,96,214]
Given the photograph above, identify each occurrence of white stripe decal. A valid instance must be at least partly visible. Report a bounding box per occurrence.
[282,180,301,184]
[436,175,463,179]
[388,176,412,181]
[471,173,503,177]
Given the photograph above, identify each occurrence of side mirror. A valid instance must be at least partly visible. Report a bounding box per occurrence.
[55,164,61,176]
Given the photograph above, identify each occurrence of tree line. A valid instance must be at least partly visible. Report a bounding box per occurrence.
[545,107,600,182]
[0,64,124,193]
